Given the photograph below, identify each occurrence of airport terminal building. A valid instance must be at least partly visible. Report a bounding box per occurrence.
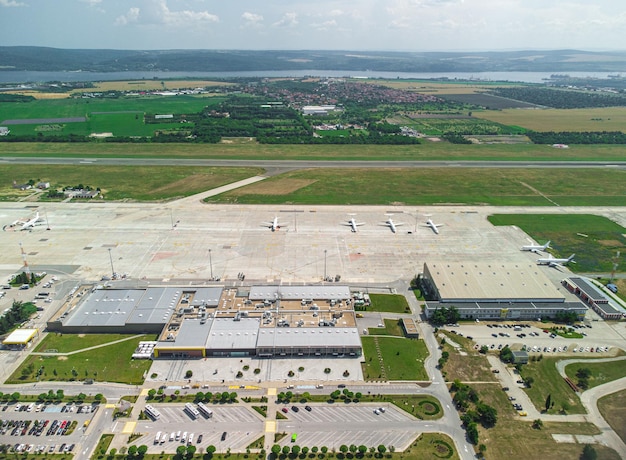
[47,284,362,359]
[422,262,587,321]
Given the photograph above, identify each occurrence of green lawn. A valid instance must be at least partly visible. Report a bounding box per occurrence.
[366,294,410,313]
[7,334,155,385]
[488,214,626,273]
[564,359,626,390]
[387,395,443,420]
[34,333,143,353]
[367,319,404,337]
[0,164,262,201]
[361,336,429,381]
[598,389,626,444]
[208,167,626,207]
[2,140,626,162]
[519,358,586,414]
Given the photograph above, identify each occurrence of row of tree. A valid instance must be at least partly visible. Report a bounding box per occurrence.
[527,130,626,144]
[450,379,498,446]
[489,87,626,109]
[0,300,36,336]
[429,306,460,326]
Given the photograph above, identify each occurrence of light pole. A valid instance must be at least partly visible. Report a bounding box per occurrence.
[108,248,115,277]
[209,249,213,280]
[324,250,327,281]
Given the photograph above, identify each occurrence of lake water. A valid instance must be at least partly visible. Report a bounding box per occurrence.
[0,70,616,85]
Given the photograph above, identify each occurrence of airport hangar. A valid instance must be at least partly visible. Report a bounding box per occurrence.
[422,262,588,321]
[47,285,362,359]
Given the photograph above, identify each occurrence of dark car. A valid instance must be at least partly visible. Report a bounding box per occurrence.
[291,406,299,412]
[221,432,227,441]
[197,434,203,443]
[305,405,312,412]
[338,384,346,388]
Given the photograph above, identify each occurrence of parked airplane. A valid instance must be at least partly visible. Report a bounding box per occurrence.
[424,218,444,234]
[383,215,403,233]
[521,240,551,253]
[537,254,576,267]
[6,212,43,231]
[343,215,365,232]
[262,216,287,232]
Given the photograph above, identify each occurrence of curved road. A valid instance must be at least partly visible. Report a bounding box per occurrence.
[1,156,626,170]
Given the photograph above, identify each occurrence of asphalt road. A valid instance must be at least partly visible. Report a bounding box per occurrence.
[1,156,626,170]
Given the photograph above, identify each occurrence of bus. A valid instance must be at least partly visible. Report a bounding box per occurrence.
[197,402,213,418]
[184,403,200,419]
[144,404,161,420]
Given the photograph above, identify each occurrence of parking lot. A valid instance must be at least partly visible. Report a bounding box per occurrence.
[0,402,97,455]
[128,405,264,453]
[275,403,424,450]
[442,321,622,358]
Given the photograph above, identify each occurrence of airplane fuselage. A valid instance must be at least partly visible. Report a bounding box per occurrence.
[426,219,440,234]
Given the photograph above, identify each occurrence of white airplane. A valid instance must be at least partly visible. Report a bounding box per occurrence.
[537,254,576,267]
[383,216,403,233]
[521,240,551,254]
[343,215,365,232]
[424,218,444,234]
[262,216,287,232]
[7,212,43,231]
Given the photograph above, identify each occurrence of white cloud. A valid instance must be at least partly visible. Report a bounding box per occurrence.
[273,12,298,28]
[311,19,338,31]
[242,11,263,27]
[115,7,140,26]
[115,0,218,28]
[80,0,102,6]
[0,0,27,6]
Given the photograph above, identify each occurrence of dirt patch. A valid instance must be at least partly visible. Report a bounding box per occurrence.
[57,356,68,361]
[78,334,86,338]
[230,178,317,196]
[597,240,624,247]
[150,174,211,195]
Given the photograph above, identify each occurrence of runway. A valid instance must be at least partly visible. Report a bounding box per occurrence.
[1,156,626,170]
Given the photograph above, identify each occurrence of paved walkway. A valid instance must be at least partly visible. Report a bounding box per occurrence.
[172,175,267,205]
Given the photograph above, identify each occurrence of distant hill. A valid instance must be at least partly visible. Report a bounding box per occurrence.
[1,47,626,73]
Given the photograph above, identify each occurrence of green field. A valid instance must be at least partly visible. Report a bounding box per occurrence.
[519,358,586,414]
[475,106,626,132]
[33,333,142,353]
[208,168,626,207]
[361,336,429,381]
[1,140,626,162]
[367,319,405,337]
[598,389,626,444]
[0,95,221,122]
[0,165,262,201]
[489,214,626,272]
[366,294,410,313]
[7,334,155,385]
[564,359,626,390]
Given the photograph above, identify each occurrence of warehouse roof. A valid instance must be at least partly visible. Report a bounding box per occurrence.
[256,327,361,348]
[425,262,565,302]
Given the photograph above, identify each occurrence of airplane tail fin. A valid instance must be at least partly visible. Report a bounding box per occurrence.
[544,241,551,248]
[568,254,576,261]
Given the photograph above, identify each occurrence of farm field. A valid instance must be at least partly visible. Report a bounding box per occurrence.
[1,140,626,162]
[365,79,525,94]
[440,93,539,109]
[0,164,262,201]
[488,214,626,273]
[89,79,235,92]
[386,114,523,136]
[208,167,626,207]
[474,106,626,132]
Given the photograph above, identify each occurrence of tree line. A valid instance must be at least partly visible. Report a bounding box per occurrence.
[488,87,626,109]
[0,301,36,336]
[527,131,626,144]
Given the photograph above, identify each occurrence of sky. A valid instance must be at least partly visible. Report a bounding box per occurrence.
[1,0,625,51]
